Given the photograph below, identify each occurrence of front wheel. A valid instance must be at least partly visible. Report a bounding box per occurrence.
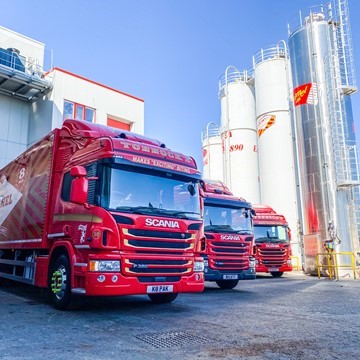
[215,280,239,289]
[49,254,79,310]
[148,293,178,304]
[270,271,284,278]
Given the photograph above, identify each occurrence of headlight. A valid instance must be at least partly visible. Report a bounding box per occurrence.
[249,257,256,268]
[89,260,120,272]
[194,260,204,272]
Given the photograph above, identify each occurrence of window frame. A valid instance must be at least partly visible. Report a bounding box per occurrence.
[63,99,96,122]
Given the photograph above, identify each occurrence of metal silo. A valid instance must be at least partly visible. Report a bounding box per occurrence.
[201,122,223,182]
[253,41,300,259]
[288,0,360,275]
[218,66,260,203]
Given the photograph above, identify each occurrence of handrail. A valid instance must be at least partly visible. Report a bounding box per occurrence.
[201,122,221,141]
[218,66,254,98]
[0,47,46,78]
[290,255,301,271]
[316,251,357,279]
[252,41,288,67]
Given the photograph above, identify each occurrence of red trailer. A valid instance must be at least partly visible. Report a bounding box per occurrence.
[0,119,205,309]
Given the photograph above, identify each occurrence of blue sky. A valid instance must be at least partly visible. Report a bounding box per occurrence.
[2,0,360,171]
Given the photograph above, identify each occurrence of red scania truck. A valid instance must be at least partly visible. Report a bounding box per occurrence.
[252,204,292,278]
[200,180,256,289]
[0,119,205,309]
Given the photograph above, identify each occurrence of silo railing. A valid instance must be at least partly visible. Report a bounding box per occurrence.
[201,123,221,141]
[218,66,254,99]
[252,41,288,67]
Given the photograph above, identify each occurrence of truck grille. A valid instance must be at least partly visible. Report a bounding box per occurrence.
[207,238,251,270]
[123,229,194,253]
[121,227,197,277]
[258,248,287,267]
[209,256,249,270]
[123,255,193,276]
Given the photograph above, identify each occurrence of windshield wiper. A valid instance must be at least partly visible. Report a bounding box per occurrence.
[235,230,253,235]
[204,225,237,233]
[156,210,200,219]
[115,206,157,214]
[115,206,200,219]
[255,237,270,243]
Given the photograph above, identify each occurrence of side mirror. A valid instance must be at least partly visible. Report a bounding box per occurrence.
[187,184,196,196]
[70,166,88,205]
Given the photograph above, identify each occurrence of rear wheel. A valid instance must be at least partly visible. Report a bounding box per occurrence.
[216,280,239,289]
[49,254,79,310]
[148,293,178,304]
[270,271,284,278]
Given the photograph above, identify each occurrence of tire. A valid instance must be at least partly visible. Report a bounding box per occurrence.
[271,271,284,278]
[148,293,178,304]
[215,280,239,289]
[49,254,78,310]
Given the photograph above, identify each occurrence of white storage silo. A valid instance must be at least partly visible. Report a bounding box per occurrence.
[201,123,223,182]
[218,66,260,203]
[253,42,300,257]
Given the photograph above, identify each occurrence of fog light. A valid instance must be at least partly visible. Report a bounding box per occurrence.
[89,260,120,272]
[112,275,118,282]
[97,274,106,283]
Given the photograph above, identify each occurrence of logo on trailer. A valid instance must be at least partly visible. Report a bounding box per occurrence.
[0,226,7,239]
[0,173,23,226]
[145,218,180,229]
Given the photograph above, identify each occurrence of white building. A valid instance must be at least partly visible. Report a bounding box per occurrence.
[0,26,144,168]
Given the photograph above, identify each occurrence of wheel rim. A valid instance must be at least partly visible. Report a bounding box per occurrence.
[51,265,67,300]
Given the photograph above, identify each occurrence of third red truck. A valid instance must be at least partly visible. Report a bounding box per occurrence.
[252,204,293,277]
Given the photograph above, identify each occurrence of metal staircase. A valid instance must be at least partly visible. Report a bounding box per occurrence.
[327,0,360,240]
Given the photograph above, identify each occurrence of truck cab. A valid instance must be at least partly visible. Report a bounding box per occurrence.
[252,204,292,277]
[200,180,256,289]
[0,120,205,309]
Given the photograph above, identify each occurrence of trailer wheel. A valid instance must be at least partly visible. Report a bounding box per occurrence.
[148,293,178,304]
[49,254,77,310]
[216,280,239,289]
[270,271,284,278]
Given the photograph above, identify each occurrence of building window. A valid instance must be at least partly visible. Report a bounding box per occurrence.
[63,100,95,122]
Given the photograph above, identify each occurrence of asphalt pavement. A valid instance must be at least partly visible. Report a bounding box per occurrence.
[0,272,359,360]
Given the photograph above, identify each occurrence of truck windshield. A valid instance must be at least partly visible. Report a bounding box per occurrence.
[100,165,201,220]
[204,204,252,233]
[254,225,289,243]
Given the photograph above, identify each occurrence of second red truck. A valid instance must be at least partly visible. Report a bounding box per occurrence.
[200,180,256,289]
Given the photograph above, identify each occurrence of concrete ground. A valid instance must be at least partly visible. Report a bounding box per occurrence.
[0,272,359,360]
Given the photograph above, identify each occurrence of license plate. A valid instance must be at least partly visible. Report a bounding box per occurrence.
[268,267,279,272]
[223,274,238,280]
[147,285,173,293]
